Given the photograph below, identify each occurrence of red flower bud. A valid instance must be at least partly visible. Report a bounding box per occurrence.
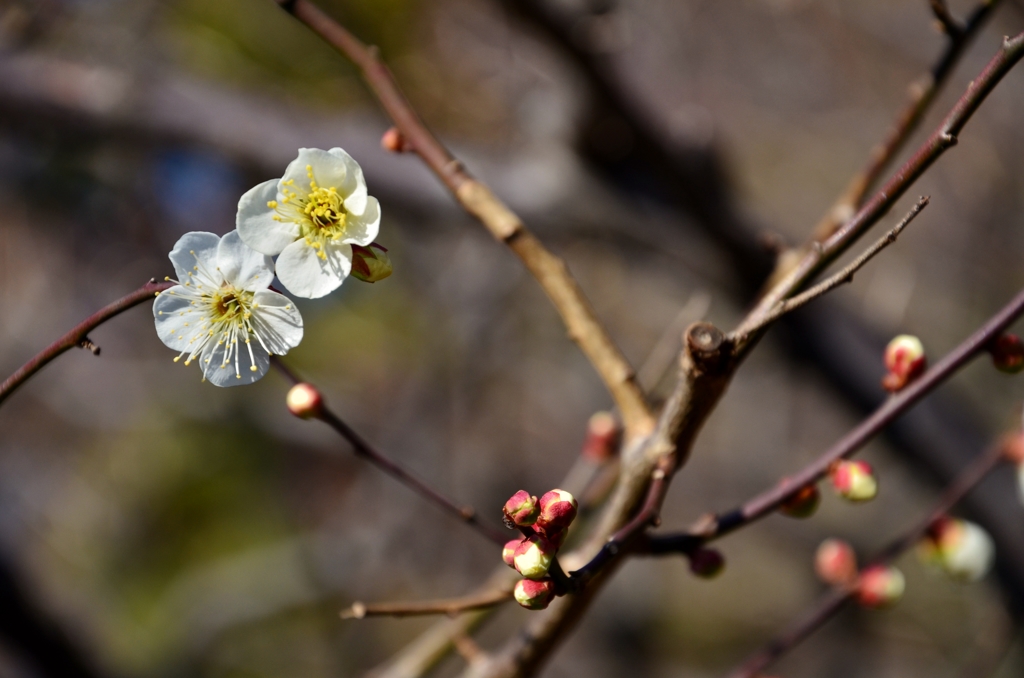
[989,334,1024,373]
[830,460,878,502]
[814,538,858,586]
[581,411,620,462]
[502,490,539,528]
[502,539,523,568]
[350,243,393,283]
[537,489,578,530]
[513,535,556,579]
[513,577,556,610]
[688,548,725,579]
[779,484,820,519]
[856,565,905,608]
[882,335,926,392]
[286,383,323,419]
[381,127,413,153]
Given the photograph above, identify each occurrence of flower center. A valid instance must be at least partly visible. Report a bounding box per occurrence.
[210,286,254,324]
[302,185,347,234]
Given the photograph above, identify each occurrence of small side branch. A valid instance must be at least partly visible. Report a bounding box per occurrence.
[726,441,1007,678]
[342,588,513,619]
[732,197,929,344]
[272,359,507,545]
[271,0,653,436]
[0,279,172,408]
[930,0,965,36]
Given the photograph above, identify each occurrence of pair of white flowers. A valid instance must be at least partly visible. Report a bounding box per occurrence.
[154,148,381,386]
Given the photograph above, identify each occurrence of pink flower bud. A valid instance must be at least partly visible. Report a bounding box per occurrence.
[688,548,725,578]
[513,535,556,579]
[830,460,878,502]
[779,484,820,519]
[581,411,620,462]
[513,577,556,610]
[919,517,994,582]
[1003,433,1024,465]
[814,538,858,586]
[502,539,523,568]
[381,127,412,153]
[882,335,926,392]
[537,489,578,530]
[856,565,905,608]
[989,334,1024,373]
[286,383,323,419]
[502,490,539,528]
[350,243,393,283]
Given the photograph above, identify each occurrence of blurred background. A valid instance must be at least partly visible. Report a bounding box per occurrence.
[1,0,1024,676]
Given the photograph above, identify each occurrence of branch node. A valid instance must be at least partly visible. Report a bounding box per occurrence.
[684,322,728,372]
[78,337,101,356]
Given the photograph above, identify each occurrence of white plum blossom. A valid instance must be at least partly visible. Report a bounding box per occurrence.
[236,147,381,299]
[154,230,303,387]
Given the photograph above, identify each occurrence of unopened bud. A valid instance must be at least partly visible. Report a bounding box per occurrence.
[830,460,878,502]
[502,490,539,528]
[537,489,578,530]
[502,539,523,568]
[1004,433,1024,465]
[513,535,556,579]
[919,517,994,582]
[688,548,725,578]
[381,126,412,153]
[350,243,393,283]
[856,565,905,608]
[581,411,620,461]
[882,335,926,392]
[989,334,1024,373]
[814,538,858,586]
[513,577,556,610]
[779,484,820,519]
[286,383,323,419]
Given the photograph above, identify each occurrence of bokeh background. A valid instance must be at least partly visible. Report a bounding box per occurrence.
[1,0,1024,676]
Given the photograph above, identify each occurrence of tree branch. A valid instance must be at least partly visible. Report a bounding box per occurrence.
[732,197,930,344]
[342,588,513,619]
[727,440,1008,678]
[271,0,654,437]
[0,278,171,408]
[272,360,507,545]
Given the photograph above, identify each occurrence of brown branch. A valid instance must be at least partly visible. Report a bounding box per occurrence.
[271,0,653,437]
[0,279,171,408]
[732,197,930,344]
[647,283,1024,553]
[272,360,507,545]
[811,0,1000,243]
[930,0,965,37]
[727,441,1008,678]
[341,588,513,619]
[738,30,1024,342]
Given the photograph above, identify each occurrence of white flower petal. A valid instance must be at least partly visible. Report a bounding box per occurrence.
[169,232,221,289]
[251,289,304,354]
[153,287,201,351]
[1018,464,1024,507]
[342,195,380,246]
[217,230,274,291]
[276,238,352,299]
[280,149,320,196]
[200,331,270,387]
[237,179,300,255]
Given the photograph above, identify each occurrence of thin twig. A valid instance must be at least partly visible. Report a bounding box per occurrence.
[930,0,965,36]
[0,279,172,408]
[271,359,507,545]
[271,0,653,437]
[737,30,1024,342]
[727,441,1007,678]
[648,284,1024,553]
[341,588,513,619]
[810,0,1000,242]
[732,197,929,344]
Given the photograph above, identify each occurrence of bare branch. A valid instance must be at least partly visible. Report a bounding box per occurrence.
[271,0,654,437]
[0,279,171,408]
[732,197,930,344]
[930,0,965,37]
[272,360,507,545]
[342,588,513,619]
[727,440,1008,678]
